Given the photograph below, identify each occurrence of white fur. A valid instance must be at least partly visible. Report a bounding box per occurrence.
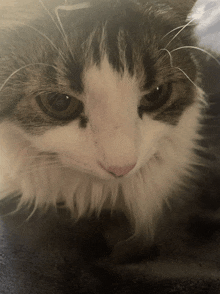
[0,59,204,236]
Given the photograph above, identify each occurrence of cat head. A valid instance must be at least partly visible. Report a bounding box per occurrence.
[0,0,202,182]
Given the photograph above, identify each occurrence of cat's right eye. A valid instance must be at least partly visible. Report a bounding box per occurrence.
[36,93,84,121]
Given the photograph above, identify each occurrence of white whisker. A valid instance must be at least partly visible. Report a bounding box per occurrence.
[54,2,91,60]
[54,7,74,59]
[171,46,220,67]
[173,66,201,90]
[165,18,194,48]
[0,63,62,93]
[162,23,195,40]
[159,48,174,67]
[39,0,66,40]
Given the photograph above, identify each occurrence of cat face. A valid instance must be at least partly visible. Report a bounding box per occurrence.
[0,1,204,228]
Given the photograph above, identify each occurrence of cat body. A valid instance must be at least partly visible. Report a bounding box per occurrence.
[0,0,208,249]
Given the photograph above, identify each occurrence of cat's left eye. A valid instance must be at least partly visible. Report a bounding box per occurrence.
[36,93,84,120]
[139,83,172,114]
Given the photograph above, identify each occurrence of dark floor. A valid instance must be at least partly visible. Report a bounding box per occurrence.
[1,200,220,294]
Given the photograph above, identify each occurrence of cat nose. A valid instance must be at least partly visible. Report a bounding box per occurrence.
[99,163,136,177]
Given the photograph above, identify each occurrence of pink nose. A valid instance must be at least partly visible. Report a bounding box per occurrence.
[99,163,136,177]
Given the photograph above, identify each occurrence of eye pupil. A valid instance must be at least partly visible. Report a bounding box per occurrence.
[47,94,71,112]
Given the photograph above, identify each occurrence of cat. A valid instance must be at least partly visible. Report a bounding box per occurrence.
[0,0,218,262]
